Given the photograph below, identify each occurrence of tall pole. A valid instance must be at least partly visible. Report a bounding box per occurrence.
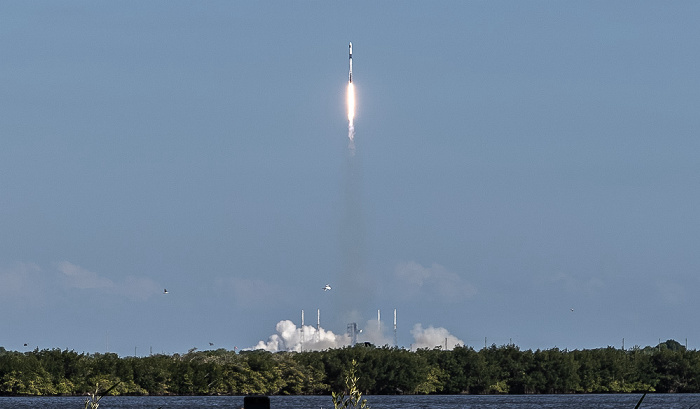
[301,310,304,352]
[393,309,397,348]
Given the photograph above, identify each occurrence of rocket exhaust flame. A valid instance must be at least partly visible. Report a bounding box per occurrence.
[347,42,355,151]
[347,82,355,135]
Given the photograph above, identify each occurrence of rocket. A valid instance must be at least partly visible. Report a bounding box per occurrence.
[349,42,353,83]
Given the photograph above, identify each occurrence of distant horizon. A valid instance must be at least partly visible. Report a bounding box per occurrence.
[4,333,691,358]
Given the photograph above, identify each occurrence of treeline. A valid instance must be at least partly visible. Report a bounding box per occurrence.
[0,340,698,396]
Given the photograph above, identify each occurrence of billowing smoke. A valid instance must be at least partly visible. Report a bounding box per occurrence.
[410,323,464,351]
[359,319,393,346]
[251,320,463,352]
[252,320,349,352]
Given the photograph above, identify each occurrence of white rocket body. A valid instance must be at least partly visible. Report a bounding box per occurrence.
[349,42,353,83]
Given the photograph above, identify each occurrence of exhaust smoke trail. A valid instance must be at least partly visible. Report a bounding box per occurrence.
[339,41,371,323]
[245,43,466,352]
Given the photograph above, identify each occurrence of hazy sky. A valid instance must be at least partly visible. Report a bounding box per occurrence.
[2,2,700,356]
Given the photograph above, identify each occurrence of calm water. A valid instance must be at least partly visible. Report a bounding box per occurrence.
[0,394,698,409]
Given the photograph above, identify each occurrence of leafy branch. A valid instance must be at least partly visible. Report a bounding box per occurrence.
[332,359,370,409]
[83,382,120,409]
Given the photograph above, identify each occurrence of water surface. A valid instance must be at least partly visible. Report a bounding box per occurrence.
[1,394,698,409]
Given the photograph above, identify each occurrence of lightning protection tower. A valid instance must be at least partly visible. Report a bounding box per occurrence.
[300,310,304,352]
[394,309,397,348]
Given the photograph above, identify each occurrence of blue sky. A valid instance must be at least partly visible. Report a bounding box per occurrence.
[1,1,700,356]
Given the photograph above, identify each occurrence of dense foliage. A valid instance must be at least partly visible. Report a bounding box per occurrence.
[0,340,697,396]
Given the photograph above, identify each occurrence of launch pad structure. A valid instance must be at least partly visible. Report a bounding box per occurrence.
[347,323,360,346]
[298,308,397,350]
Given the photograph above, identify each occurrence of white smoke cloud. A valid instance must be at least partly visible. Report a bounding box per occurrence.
[252,320,464,352]
[217,276,287,309]
[358,318,393,347]
[56,261,161,300]
[410,323,464,351]
[0,262,43,299]
[252,320,349,352]
[549,271,604,294]
[394,261,476,301]
[118,275,162,300]
[57,261,114,289]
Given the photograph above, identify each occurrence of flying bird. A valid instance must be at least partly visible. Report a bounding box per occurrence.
[323,284,332,291]
[163,289,169,294]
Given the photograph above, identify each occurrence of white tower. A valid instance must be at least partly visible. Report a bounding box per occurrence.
[394,309,397,348]
[301,310,304,351]
[317,309,321,344]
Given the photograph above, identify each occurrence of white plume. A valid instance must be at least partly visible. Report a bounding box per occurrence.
[410,323,464,350]
[252,320,349,352]
[252,320,464,352]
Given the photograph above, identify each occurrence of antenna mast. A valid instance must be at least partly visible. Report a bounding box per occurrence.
[301,310,304,352]
[394,309,397,348]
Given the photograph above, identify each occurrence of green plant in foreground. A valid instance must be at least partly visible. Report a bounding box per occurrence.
[83,382,120,409]
[332,359,370,409]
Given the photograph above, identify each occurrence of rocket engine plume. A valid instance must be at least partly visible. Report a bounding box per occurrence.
[347,42,355,152]
[347,83,355,137]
